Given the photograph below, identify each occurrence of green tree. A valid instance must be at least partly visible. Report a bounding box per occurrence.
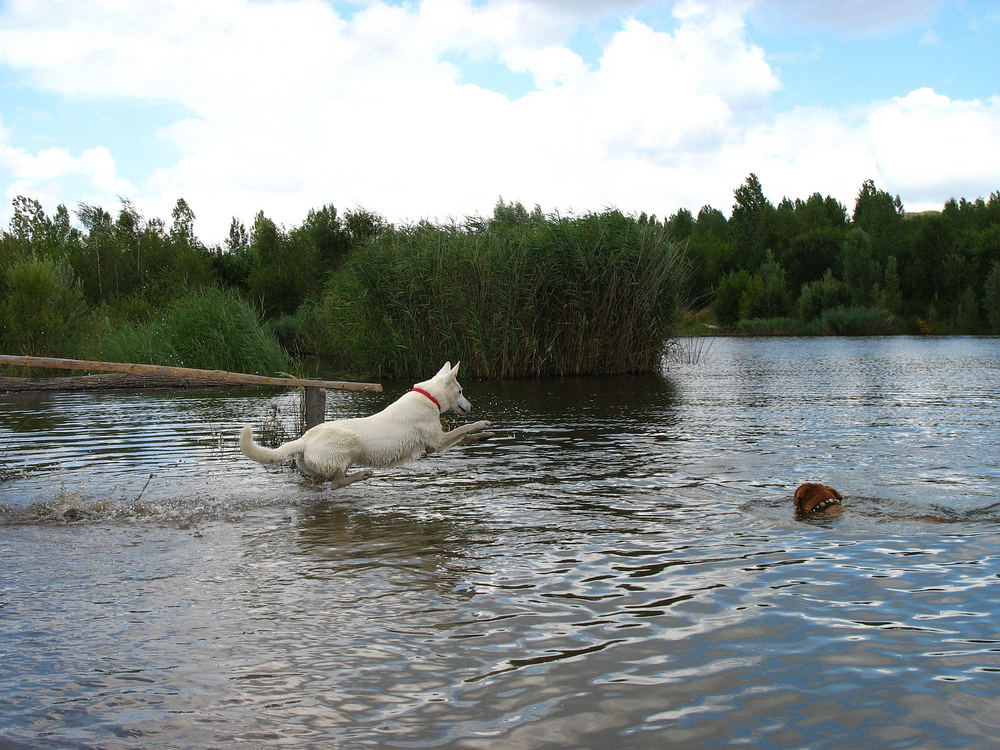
[985,261,1000,333]
[714,269,752,327]
[9,196,53,248]
[1,255,87,355]
[773,197,803,254]
[796,192,848,230]
[730,173,776,271]
[695,205,730,242]
[740,251,791,319]
[212,217,253,290]
[842,228,881,307]
[164,199,212,292]
[878,255,902,314]
[852,179,904,265]
[667,208,695,241]
[247,211,318,317]
[344,207,387,245]
[781,227,842,295]
[682,207,730,302]
[170,197,198,249]
[852,179,904,233]
[299,204,351,271]
[949,287,981,333]
[226,217,250,254]
[971,225,1000,294]
[74,202,115,301]
[907,213,952,305]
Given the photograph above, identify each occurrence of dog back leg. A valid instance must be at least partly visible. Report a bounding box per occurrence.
[329,469,374,489]
[298,429,359,479]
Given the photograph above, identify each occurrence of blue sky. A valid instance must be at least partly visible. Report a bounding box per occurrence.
[1,0,998,244]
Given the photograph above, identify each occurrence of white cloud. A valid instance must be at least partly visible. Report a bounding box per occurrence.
[502,45,588,88]
[0,115,134,221]
[866,88,1000,202]
[0,0,997,241]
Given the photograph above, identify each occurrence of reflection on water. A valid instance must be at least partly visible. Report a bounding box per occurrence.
[2,337,999,748]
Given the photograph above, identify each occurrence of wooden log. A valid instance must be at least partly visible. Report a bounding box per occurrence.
[0,374,235,392]
[0,354,382,392]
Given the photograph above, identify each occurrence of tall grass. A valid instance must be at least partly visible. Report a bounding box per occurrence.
[735,317,807,336]
[85,287,291,376]
[820,306,898,335]
[728,307,898,336]
[317,210,688,378]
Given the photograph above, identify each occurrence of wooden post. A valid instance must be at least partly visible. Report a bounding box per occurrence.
[303,386,327,431]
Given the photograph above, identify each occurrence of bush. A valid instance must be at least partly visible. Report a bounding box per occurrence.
[742,252,791,319]
[735,317,804,336]
[820,306,897,335]
[317,209,688,378]
[1,255,87,356]
[798,270,853,321]
[86,287,290,375]
[714,270,752,328]
[268,300,326,358]
[948,288,982,334]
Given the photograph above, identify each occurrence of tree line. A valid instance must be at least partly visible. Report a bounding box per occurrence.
[1,174,999,373]
[674,175,1000,334]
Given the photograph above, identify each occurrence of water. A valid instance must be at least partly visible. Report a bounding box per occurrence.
[2,337,999,748]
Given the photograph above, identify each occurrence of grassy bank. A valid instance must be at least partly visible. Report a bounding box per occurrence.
[0,278,290,378]
[82,288,291,375]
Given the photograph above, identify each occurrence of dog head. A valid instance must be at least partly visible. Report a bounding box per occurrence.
[793,483,844,515]
[416,361,472,414]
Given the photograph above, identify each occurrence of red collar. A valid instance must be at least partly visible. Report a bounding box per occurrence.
[410,387,441,411]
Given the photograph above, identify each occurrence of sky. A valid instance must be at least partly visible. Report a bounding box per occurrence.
[0,0,998,245]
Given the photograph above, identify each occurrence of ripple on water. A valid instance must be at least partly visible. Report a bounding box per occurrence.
[2,338,1000,748]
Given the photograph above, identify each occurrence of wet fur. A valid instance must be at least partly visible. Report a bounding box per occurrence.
[241,362,492,489]
[793,483,844,515]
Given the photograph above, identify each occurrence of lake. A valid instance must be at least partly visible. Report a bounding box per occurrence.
[2,337,999,748]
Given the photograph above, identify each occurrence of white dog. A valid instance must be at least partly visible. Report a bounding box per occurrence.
[240,361,492,488]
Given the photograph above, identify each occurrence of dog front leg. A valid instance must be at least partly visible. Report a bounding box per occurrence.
[454,429,495,446]
[429,420,493,453]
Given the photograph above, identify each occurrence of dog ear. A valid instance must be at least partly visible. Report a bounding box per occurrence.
[437,361,452,377]
[792,484,813,508]
[831,487,843,500]
[450,361,461,379]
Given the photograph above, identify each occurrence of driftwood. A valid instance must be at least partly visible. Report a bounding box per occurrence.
[0,355,382,392]
[0,373,237,392]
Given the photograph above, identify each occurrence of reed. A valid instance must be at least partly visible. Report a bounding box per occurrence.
[735,317,804,336]
[85,287,291,376]
[668,336,716,365]
[317,210,688,378]
[820,306,898,336]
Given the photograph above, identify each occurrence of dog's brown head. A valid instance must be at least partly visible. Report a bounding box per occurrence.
[793,483,844,515]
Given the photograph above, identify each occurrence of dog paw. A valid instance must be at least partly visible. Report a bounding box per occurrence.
[458,431,494,446]
[475,420,492,431]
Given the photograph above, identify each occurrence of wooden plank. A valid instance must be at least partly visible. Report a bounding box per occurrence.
[0,354,382,392]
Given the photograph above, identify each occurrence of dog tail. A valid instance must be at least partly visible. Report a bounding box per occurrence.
[240,424,305,465]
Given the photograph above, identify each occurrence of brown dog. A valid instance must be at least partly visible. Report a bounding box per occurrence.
[793,483,844,515]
